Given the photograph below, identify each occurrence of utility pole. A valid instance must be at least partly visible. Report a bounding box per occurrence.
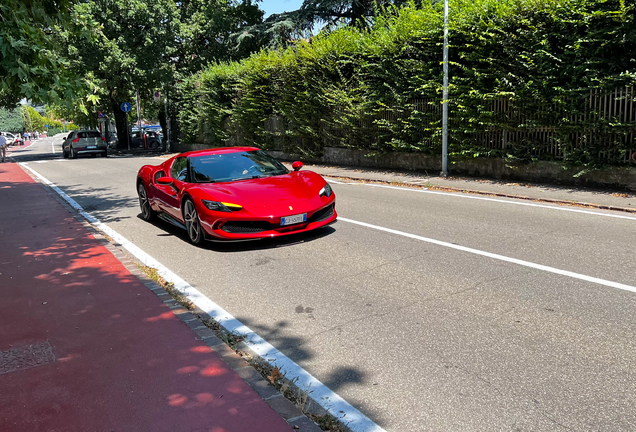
[441,0,450,177]
[136,89,144,148]
[164,95,170,152]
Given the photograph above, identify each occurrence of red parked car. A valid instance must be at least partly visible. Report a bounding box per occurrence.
[136,147,337,244]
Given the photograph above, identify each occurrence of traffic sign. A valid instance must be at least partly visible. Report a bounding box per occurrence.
[98,111,106,118]
[153,91,161,103]
[121,102,131,113]
[45,125,49,128]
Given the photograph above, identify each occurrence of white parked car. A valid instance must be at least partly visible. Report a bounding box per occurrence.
[1,132,16,146]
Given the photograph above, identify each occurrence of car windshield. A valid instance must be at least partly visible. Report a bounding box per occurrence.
[189,150,289,183]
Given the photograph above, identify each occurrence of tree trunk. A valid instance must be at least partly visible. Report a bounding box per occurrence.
[350,0,370,27]
[110,94,129,150]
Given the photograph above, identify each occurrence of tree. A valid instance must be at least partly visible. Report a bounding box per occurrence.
[0,0,98,109]
[0,108,24,133]
[58,0,266,148]
[232,0,419,49]
[59,0,181,147]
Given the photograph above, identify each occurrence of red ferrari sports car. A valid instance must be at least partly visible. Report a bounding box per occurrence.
[136,147,337,243]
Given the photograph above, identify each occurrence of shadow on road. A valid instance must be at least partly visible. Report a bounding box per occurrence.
[231,314,386,427]
[50,182,136,223]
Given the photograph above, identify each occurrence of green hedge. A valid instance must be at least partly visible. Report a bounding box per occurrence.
[176,0,636,167]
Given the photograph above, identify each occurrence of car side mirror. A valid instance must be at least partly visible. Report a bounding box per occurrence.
[156,177,174,185]
[292,161,304,171]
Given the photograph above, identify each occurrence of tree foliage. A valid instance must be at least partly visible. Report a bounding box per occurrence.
[0,108,23,133]
[0,0,97,109]
[55,0,265,147]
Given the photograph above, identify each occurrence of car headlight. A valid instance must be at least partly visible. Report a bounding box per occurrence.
[319,183,333,197]
[201,200,242,212]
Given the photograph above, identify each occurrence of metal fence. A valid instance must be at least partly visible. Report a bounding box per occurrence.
[233,86,636,163]
[462,86,636,162]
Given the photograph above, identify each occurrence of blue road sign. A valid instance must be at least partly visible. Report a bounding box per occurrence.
[121,102,132,113]
[45,125,49,128]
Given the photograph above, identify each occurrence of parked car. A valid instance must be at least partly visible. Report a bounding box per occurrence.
[106,131,118,149]
[136,147,337,244]
[62,130,107,158]
[1,132,16,146]
[130,128,162,149]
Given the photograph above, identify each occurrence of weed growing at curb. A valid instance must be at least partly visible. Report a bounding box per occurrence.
[219,330,247,349]
[244,358,351,432]
[136,263,194,310]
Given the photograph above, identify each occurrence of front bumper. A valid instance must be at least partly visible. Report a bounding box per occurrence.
[198,199,337,241]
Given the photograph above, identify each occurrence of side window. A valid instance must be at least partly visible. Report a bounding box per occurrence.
[154,170,166,183]
[170,157,189,182]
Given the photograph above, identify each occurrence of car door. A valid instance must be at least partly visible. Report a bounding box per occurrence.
[62,132,74,153]
[153,156,189,221]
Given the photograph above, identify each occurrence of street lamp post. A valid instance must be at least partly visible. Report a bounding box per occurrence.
[441,0,450,177]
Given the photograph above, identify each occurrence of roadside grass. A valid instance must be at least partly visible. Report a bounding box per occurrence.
[134,261,351,432]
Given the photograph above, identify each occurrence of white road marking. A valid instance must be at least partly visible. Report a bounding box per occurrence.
[19,163,386,432]
[341,182,636,221]
[339,217,636,294]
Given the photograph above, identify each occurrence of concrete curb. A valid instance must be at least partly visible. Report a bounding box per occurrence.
[323,174,636,215]
[19,164,324,432]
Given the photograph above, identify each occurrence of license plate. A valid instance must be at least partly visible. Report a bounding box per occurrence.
[281,213,307,226]
[86,145,97,149]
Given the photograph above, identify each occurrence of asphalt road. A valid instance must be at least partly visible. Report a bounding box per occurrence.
[13,135,636,431]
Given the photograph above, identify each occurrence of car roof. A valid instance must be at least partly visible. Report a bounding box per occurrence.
[179,147,261,158]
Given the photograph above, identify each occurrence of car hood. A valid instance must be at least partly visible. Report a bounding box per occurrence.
[191,171,325,208]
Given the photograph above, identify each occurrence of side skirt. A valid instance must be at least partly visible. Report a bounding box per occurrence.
[157,213,186,230]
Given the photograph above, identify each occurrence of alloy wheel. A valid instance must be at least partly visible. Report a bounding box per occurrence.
[137,183,155,221]
[184,200,203,245]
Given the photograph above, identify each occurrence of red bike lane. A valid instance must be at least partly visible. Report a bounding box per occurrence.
[0,163,295,432]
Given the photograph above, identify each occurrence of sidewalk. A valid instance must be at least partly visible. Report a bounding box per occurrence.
[0,163,300,432]
[295,163,636,212]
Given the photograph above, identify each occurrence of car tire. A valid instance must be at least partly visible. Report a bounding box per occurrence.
[70,146,77,159]
[183,198,205,245]
[102,151,107,158]
[137,182,156,221]
[63,147,69,159]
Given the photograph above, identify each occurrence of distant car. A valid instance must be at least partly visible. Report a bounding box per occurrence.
[136,147,337,244]
[130,129,162,149]
[106,132,118,149]
[62,130,107,158]
[1,132,16,146]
